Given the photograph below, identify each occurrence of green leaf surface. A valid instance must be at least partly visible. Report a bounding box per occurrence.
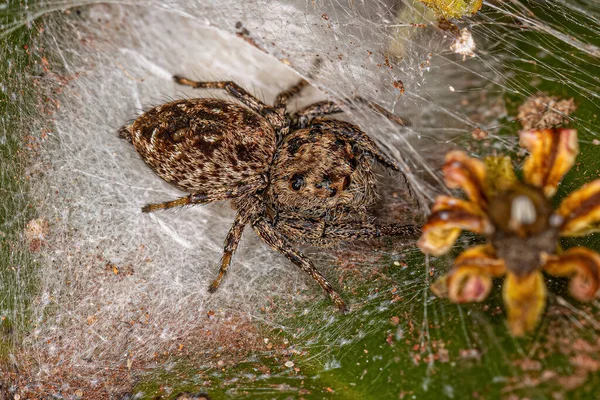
[2,1,600,399]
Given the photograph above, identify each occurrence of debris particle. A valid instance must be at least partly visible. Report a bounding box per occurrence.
[460,348,482,360]
[386,334,394,345]
[517,358,542,371]
[285,360,294,368]
[517,92,577,130]
[471,128,488,140]
[321,13,329,20]
[175,393,212,400]
[437,18,460,37]
[438,348,450,363]
[390,316,400,325]
[393,80,405,94]
[24,217,49,252]
[450,28,476,61]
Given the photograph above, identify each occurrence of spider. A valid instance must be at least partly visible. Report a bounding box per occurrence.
[119,73,419,311]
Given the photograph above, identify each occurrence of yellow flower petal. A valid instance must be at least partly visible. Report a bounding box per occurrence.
[557,180,600,236]
[520,129,578,197]
[443,151,488,207]
[542,247,600,302]
[418,196,494,256]
[503,271,547,336]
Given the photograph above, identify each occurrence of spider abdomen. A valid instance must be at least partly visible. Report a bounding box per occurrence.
[129,98,276,194]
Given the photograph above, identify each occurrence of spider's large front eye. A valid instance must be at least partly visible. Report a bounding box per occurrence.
[290,174,305,191]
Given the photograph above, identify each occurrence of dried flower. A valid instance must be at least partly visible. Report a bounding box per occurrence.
[419,0,482,19]
[419,129,600,336]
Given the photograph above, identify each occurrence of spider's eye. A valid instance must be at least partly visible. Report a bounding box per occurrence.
[342,176,351,190]
[290,174,305,191]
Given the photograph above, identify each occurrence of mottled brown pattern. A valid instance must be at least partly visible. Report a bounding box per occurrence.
[120,75,419,311]
[130,99,275,194]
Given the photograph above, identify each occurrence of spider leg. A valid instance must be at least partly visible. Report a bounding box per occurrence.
[293,99,407,128]
[173,76,270,115]
[274,216,421,247]
[141,178,265,213]
[208,209,251,293]
[353,97,408,127]
[309,115,401,172]
[273,79,309,109]
[118,124,133,142]
[252,217,348,312]
[293,101,344,128]
[273,57,322,109]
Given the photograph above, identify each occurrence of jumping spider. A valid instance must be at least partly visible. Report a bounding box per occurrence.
[119,74,419,311]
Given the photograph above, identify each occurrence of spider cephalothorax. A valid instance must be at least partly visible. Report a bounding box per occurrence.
[267,120,380,220]
[120,75,418,311]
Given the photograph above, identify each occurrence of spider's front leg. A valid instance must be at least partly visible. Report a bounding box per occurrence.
[293,98,407,128]
[273,79,309,109]
[273,216,421,247]
[252,218,348,312]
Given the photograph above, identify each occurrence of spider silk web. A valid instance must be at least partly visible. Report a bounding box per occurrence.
[1,0,599,398]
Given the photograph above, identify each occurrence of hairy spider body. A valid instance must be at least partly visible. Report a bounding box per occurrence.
[130,99,275,196]
[120,75,418,311]
[267,121,376,220]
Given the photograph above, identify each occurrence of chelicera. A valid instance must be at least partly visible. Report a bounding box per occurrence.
[119,73,419,311]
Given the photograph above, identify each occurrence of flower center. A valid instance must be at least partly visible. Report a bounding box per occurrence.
[488,184,560,277]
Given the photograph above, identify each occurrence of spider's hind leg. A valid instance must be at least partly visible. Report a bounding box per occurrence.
[173,76,270,115]
[118,125,132,143]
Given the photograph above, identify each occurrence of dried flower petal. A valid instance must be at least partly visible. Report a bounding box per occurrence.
[432,266,493,303]
[557,180,600,237]
[520,129,578,197]
[418,196,493,256]
[542,247,600,302]
[503,271,546,336]
[419,0,482,19]
[443,151,488,208]
[484,156,518,196]
[455,244,507,276]
[431,244,507,302]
